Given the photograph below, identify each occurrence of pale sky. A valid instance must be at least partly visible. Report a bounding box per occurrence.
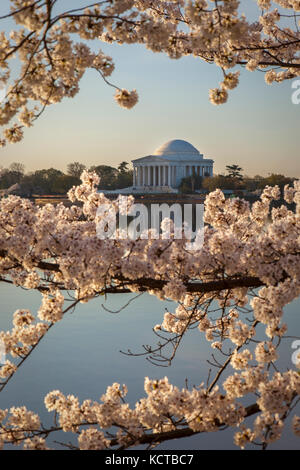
[0,1,299,178]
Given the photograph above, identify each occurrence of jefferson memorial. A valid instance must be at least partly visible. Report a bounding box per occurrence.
[132,139,213,192]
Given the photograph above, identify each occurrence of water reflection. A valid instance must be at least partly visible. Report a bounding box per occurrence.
[0,284,299,449]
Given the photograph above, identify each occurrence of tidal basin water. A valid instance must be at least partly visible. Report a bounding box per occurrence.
[0,283,300,450]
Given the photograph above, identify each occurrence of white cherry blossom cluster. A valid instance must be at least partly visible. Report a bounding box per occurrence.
[0,368,300,449]
[38,291,64,323]
[0,172,299,448]
[114,89,139,109]
[0,308,50,382]
[0,1,300,143]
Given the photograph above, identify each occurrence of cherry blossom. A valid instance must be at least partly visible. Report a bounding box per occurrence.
[0,172,299,449]
[0,1,299,143]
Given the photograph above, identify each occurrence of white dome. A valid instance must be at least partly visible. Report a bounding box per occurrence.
[154,139,200,156]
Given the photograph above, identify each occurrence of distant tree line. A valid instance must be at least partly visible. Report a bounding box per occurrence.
[0,161,133,196]
[0,161,297,197]
[179,164,297,194]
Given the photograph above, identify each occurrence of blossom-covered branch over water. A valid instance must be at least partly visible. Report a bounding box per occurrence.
[0,170,299,449]
[0,0,300,451]
[1,0,300,144]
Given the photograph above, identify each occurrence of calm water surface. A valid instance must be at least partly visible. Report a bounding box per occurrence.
[0,284,299,450]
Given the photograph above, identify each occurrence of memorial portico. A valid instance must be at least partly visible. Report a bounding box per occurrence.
[132,139,213,190]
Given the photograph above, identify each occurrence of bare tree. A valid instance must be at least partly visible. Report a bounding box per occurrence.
[67,162,86,179]
[9,162,25,175]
